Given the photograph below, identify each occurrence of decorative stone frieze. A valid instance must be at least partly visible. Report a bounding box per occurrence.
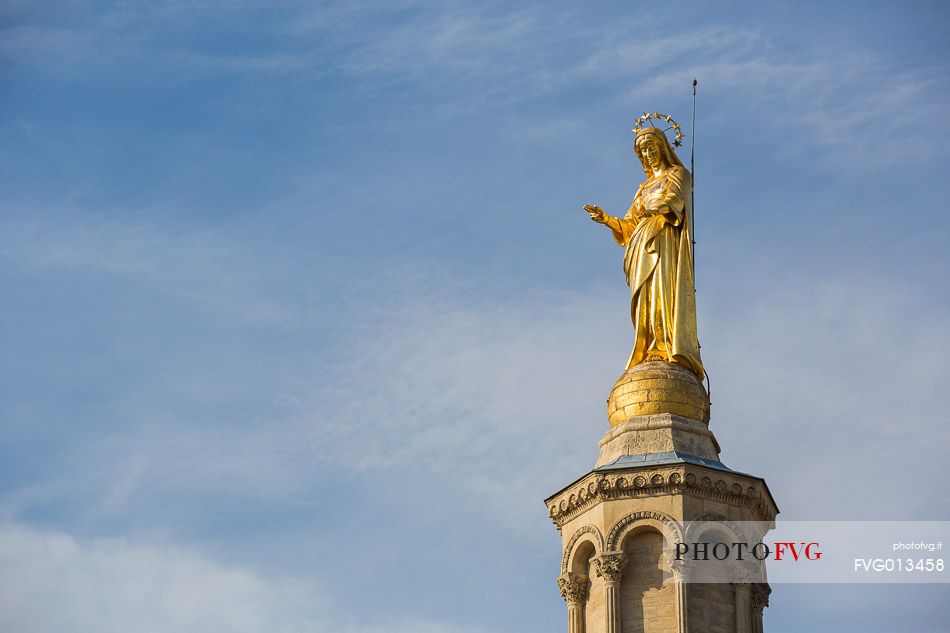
[546,466,776,529]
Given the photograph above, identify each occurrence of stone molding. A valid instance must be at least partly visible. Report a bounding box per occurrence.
[683,512,758,544]
[547,468,775,529]
[605,509,683,551]
[561,525,605,574]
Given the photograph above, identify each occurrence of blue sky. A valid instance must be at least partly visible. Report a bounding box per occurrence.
[1,1,949,631]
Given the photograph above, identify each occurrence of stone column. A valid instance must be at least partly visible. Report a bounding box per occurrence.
[557,572,589,633]
[593,553,626,633]
[750,583,771,633]
[732,567,755,633]
[664,552,688,633]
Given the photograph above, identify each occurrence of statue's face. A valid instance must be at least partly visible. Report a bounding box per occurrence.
[637,137,666,172]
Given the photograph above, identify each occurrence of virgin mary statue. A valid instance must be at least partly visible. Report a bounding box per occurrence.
[584,125,704,380]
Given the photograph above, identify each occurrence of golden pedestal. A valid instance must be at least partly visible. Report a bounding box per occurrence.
[607,361,709,426]
[546,361,778,633]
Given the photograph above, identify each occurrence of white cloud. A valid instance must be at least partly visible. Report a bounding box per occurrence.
[0,520,496,633]
[0,521,323,633]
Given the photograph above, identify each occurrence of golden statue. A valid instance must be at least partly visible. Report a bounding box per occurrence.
[584,116,704,381]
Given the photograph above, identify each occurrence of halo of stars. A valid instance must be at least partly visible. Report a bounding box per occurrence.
[632,111,686,148]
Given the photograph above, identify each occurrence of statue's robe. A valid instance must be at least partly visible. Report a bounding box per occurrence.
[604,165,704,379]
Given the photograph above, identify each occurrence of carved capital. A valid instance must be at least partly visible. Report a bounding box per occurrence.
[750,583,771,612]
[592,552,626,584]
[663,551,687,579]
[731,565,756,586]
[557,572,588,605]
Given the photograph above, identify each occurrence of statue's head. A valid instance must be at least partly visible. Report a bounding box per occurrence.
[634,127,684,176]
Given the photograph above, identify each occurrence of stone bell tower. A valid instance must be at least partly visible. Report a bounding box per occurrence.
[544,361,779,633]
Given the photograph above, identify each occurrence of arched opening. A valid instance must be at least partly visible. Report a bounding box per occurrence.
[567,540,601,632]
[571,540,596,576]
[685,527,737,633]
[619,528,676,633]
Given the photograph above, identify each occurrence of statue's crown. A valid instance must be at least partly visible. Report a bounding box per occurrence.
[632,112,685,148]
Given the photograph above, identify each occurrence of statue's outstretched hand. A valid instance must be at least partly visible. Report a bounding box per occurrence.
[584,204,607,224]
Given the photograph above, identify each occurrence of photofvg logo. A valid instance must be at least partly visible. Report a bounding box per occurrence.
[674,541,822,562]
[661,521,826,582]
[671,521,948,583]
